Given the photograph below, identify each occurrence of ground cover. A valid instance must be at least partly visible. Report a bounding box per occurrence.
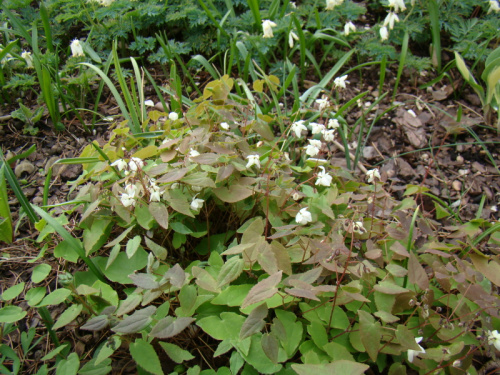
[1,0,500,374]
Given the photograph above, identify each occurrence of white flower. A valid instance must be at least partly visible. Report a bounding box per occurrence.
[120,184,138,207]
[407,109,417,117]
[326,0,343,10]
[488,330,500,351]
[292,192,301,201]
[489,0,500,12]
[305,140,322,157]
[291,120,307,137]
[334,75,350,89]
[21,51,33,68]
[322,129,336,141]
[190,195,204,211]
[366,168,381,183]
[289,31,299,48]
[344,21,356,36]
[246,154,261,169]
[70,39,84,57]
[220,122,230,130]
[150,189,161,202]
[169,112,179,121]
[353,221,366,234]
[99,0,114,6]
[296,207,312,225]
[262,20,277,38]
[384,11,399,30]
[315,97,330,111]
[315,166,332,187]
[144,100,154,107]
[189,148,200,158]
[128,157,144,171]
[328,119,340,129]
[407,337,426,363]
[380,26,389,41]
[290,1,297,8]
[310,122,326,135]
[388,0,406,12]
[111,159,127,171]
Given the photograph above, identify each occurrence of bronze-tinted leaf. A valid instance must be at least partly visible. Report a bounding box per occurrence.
[149,316,195,339]
[156,168,188,183]
[112,306,156,334]
[242,271,282,309]
[213,185,253,203]
[149,202,169,229]
[408,253,429,290]
[239,303,268,340]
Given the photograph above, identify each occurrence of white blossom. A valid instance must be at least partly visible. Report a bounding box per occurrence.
[289,31,299,48]
[220,122,230,130]
[305,140,322,157]
[169,112,179,121]
[488,330,500,351]
[296,207,312,225]
[310,122,326,135]
[388,0,406,12]
[366,168,381,183]
[189,148,200,158]
[334,75,350,89]
[292,192,301,201]
[328,119,340,129]
[489,0,500,12]
[322,129,336,142]
[291,120,307,137]
[190,195,204,211]
[21,51,33,68]
[315,166,332,187]
[344,21,356,36]
[262,20,277,38]
[380,26,389,41]
[407,337,426,363]
[384,11,399,30]
[129,157,144,171]
[150,189,161,202]
[290,1,297,8]
[144,100,154,107]
[316,97,330,111]
[246,154,261,169]
[120,184,138,207]
[70,39,84,57]
[326,0,343,10]
[111,159,127,171]
[353,221,366,234]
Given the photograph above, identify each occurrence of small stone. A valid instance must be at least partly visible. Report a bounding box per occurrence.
[452,180,462,191]
[456,155,464,164]
[363,146,378,160]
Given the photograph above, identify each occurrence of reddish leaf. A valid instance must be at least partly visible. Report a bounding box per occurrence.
[408,253,429,290]
[239,303,268,340]
[242,271,282,309]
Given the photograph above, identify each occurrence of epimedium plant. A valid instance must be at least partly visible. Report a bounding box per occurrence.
[6,75,500,374]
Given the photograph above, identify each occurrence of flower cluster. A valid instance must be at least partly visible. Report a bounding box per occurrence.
[381,0,406,40]
[262,20,277,38]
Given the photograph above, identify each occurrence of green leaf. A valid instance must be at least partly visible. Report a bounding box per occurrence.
[135,204,155,230]
[0,166,12,243]
[372,281,409,294]
[217,256,244,288]
[261,333,279,364]
[159,342,195,363]
[129,339,163,375]
[38,288,71,307]
[25,287,46,306]
[307,321,328,349]
[95,336,121,365]
[56,352,79,375]
[197,312,245,341]
[1,282,25,301]
[83,218,112,256]
[292,360,370,375]
[126,236,142,258]
[274,309,303,358]
[149,202,169,229]
[0,305,27,323]
[242,271,282,309]
[96,248,148,284]
[77,357,112,375]
[54,240,79,263]
[32,264,52,283]
[53,304,83,330]
[144,237,168,260]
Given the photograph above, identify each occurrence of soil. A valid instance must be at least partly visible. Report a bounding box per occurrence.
[1,62,500,374]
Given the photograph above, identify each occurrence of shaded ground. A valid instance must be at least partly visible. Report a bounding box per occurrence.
[1,63,500,373]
